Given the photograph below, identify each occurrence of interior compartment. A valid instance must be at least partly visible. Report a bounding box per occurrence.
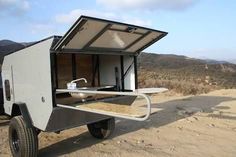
[51,16,167,107]
[53,53,136,105]
[48,16,168,120]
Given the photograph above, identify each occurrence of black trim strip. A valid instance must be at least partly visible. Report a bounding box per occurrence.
[50,53,57,107]
[134,56,138,89]
[72,54,76,79]
[92,55,95,86]
[83,24,112,49]
[54,53,58,88]
[90,55,101,87]
[120,56,124,91]
[97,55,100,86]
[56,48,135,55]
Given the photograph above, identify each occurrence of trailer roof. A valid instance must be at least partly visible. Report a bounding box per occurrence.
[52,16,167,55]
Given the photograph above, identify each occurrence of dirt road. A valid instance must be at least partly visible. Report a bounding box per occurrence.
[1,89,236,157]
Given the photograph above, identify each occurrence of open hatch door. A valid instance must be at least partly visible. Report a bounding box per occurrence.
[52,16,168,55]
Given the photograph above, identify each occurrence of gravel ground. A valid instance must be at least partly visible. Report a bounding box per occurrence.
[1,89,236,157]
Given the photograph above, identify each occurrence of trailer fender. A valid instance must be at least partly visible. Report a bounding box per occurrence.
[11,103,33,128]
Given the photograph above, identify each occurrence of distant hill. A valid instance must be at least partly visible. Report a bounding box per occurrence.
[228,59,236,64]
[0,40,25,63]
[138,52,236,94]
[0,40,26,53]
[0,40,34,63]
[0,40,235,95]
[0,40,18,46]
[203,59,229,64]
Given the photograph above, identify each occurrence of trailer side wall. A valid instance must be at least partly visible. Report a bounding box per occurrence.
[2,38,54,130]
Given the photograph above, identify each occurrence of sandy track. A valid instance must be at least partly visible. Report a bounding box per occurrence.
[1,89,236,157]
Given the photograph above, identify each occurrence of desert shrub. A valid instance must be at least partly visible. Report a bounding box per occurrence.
[138,71,213,95]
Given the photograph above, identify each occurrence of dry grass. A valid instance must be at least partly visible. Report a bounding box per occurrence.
[138,70,216,95]
[137,53,236,95]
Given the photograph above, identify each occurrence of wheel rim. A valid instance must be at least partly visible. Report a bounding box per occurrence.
[12,129,20,153]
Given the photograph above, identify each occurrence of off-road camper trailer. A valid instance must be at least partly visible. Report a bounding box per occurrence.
[2,16,168,157]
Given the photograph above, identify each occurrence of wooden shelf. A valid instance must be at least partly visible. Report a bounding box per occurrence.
[71,102,159,118]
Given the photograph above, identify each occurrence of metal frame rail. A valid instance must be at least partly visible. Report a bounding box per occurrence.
[56,89,151,121]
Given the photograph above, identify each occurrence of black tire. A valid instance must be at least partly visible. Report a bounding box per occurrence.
[9,116,38,157]
[87,118,115,139]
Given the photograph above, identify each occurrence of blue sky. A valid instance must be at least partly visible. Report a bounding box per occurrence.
[0,0,235,61]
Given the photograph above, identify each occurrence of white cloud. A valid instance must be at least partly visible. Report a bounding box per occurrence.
[123,18,152,27]
[29,23,59,36]
[0,0,30,15]
[31,9,152,38]
[96,0,197,11]
[55,9,117,24]
[55,9,151,27]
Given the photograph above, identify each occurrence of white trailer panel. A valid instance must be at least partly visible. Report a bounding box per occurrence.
[2,38,54,130]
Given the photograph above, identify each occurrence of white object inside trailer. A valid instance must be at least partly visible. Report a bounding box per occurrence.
[123,56,135,90]
[99,55,122,87]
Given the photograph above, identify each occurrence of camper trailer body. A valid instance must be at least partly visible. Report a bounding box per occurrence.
[2,37,140,131]
[1,16,167,157]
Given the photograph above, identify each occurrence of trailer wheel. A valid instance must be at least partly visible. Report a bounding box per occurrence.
[9,116,38,157]
[87,118,115,139]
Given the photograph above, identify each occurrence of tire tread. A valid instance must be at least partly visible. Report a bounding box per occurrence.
[9,116,38,157]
